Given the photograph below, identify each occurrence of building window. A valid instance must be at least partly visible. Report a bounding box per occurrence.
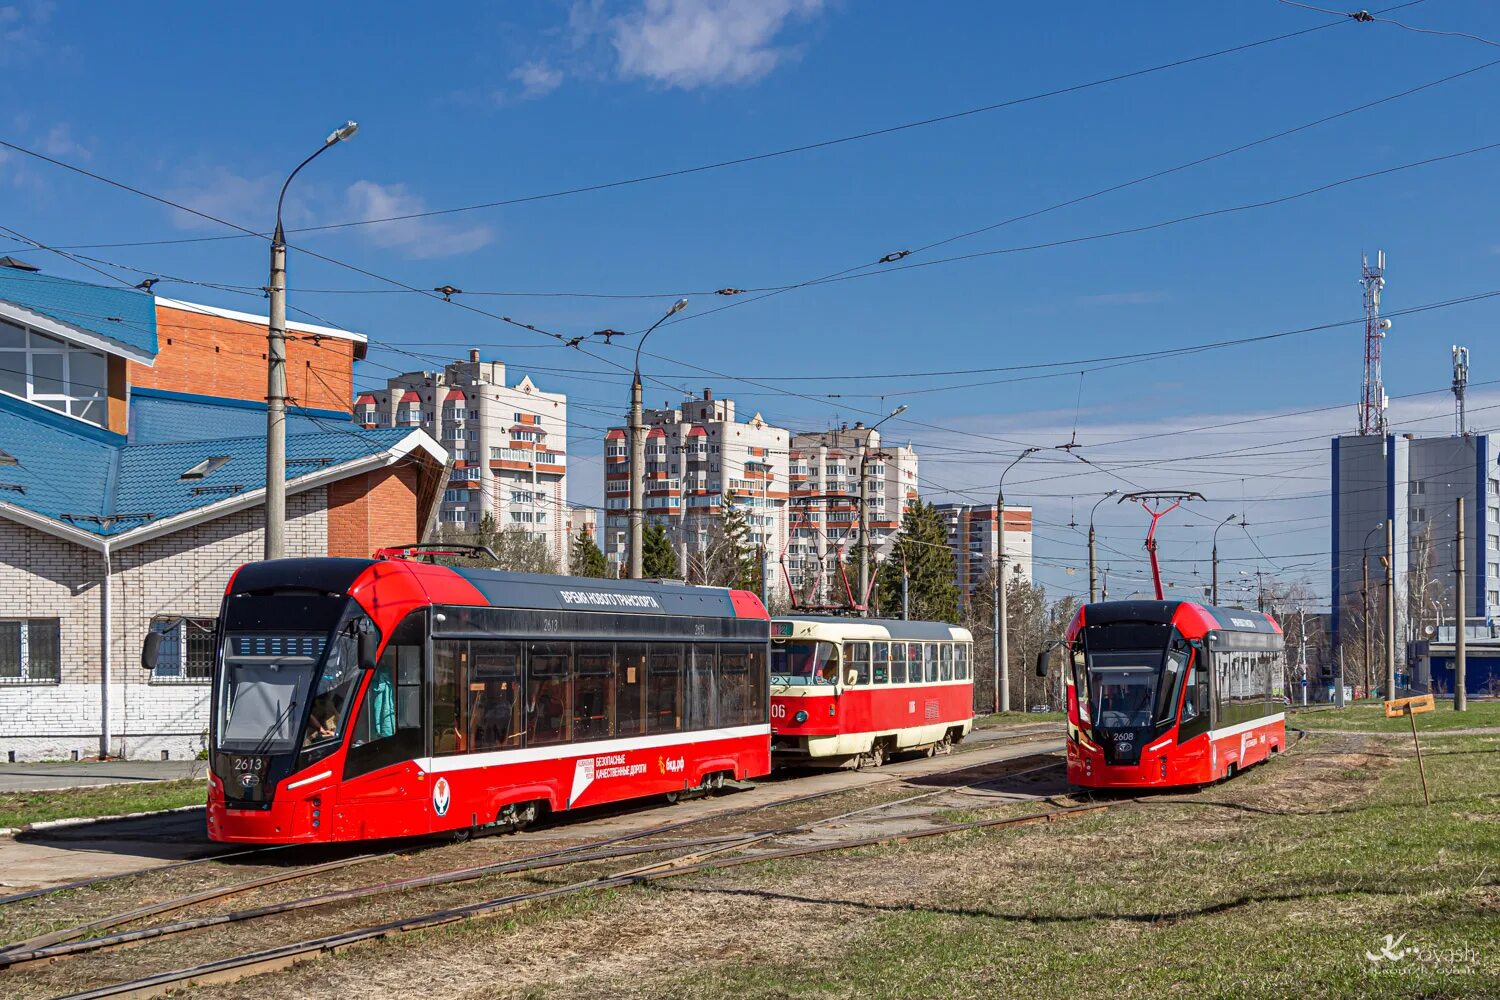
[0,618,60,684]
[0,320,110,427]
[148,617,215,683]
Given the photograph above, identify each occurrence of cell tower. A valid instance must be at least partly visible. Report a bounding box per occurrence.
[1358,250,1391,435]
[1453,344,1470,436]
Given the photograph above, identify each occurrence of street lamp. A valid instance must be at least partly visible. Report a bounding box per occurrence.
[858,404,907,613]
[265,120,358,560]
[1087,490,1118,602]
[1211,514,1238,605]
[628,298,689,579]
[994,447,1040,713]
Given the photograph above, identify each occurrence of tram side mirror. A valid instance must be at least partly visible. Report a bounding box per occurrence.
[140,631,162,672]
[1035,646,1053,678]
[358,628,379,671]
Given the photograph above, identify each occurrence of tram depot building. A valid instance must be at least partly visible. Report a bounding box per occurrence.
[0,263,447,762]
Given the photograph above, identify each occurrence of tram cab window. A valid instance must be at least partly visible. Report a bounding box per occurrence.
[648,645,684,734]
[1155,643,1189,727]
[574,643,615,742]
[955,643,969,681]
[527,642,572,745]
[889,642,907,684]
[468,640,523,752]
[616,643,647,736]
[769,640,838,686]
[939,643,953,681]
[845,642,871,685]
[432,640,465,756]
[1178,650,1211,742]
[924,643,939,683]
[345,614,424,780]
[872,643,889,684]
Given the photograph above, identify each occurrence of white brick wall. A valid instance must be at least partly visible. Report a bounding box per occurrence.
[0,491,328,761]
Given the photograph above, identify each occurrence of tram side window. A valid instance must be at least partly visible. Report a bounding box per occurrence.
[527,642,572,745]
[616,643,647,737]
[924,643,939,683]
[648,644,684,734]
[344,615,424,780]
[574,643,615,742]
[686,644,719,730]
[939,643,953,681]
[873,642,889,684]
[955,643,969,681]
[846,642,870,685]
[746,644,767,722]
[1178,651,1211,742]
[889,642,907,684]
[468,640,523,752]
[432,640,466,756]
[907,644,922,684]
[719,644,751,726]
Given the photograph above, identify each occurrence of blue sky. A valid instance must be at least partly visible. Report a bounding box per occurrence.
[4,0,1500,605]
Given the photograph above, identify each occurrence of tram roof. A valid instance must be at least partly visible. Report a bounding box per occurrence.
[773,615,967,640]
[1082,600,1279,635]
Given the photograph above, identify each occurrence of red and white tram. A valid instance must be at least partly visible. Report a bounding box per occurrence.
[168,554,770,844]
[769,617,974,767]
[1048,600,1286,789]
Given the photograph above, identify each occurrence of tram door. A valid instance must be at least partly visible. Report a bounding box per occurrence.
[1173,645,1212,781]
[339,612,428,838]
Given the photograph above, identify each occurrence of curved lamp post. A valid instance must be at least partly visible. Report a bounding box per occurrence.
[993,447,1039,713]
[1210,514,1238,605]
[1087,490,1118,602]
[627,299,688,579]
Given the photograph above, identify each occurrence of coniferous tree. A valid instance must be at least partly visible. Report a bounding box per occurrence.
[719,491,761,592]
[568,528,610,578]
[874,499,958,623]
[641,521,681,579]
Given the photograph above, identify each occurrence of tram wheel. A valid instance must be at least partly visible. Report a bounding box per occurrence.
[664,791,681,805]
[859,743,886,770]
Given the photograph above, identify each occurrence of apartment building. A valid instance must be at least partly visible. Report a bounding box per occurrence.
[603,390,788,589]
[933,503,1035,610]
[357,351,570,566]
[786,423,919,602]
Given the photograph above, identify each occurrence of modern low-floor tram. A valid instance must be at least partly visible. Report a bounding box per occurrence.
[191,555,771,844]
[1053,600,1286,789]
[769,616,975,767]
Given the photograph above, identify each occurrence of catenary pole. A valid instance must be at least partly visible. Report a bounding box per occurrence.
[1455,495,1467,710]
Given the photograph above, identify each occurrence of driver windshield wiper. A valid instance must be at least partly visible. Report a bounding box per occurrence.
[250,698,299,757]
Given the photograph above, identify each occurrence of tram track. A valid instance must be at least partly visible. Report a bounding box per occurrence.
[38,751,1083,1000]
[0,736,1064,995]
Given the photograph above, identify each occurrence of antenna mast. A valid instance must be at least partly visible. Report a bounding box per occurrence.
[1452,345,1470,436]
[1358,250,1390,435]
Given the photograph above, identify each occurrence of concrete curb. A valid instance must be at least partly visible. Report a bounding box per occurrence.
[0,803,204,838]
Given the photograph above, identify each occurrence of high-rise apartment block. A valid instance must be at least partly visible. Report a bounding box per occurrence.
[603,391,788,586]
[933,503,1035,609]
[785,423,919,601]
[357,350,569,566]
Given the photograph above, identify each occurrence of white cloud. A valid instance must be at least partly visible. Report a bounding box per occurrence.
[510,60,563,100]
[163,167,277,231]
[38,123,88,160]
[609,0,823,90]
[343,180,494,259]
[0,2,53,65]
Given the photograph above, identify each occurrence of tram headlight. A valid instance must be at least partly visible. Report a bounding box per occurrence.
[793,710,808,724]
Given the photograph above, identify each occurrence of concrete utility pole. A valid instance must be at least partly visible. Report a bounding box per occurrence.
[265,121,358,561]
[1087,490,1117,603]
[1211,514,1237,605]
[1456,495,1467,710]
[995,448,1039,713]
[1362,521,1383,697]
[1384,518,1397,698]
[627,299,688,579]
[857,405,906,613]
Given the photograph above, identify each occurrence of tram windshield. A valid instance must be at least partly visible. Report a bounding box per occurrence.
[1087,654,1160,729]
[217,630,361,754]
[1075,620,1189,733]
[770,640,839,686]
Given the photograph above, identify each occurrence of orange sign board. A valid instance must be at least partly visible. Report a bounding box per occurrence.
[1384,694,1436,718]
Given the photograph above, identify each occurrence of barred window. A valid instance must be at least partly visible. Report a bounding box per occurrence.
[0,619,60,683]
[148,617,216,683]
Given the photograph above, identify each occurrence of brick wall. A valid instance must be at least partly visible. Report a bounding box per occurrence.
[132,304,357,412]
[327,462,420,558]
[0,491,327,762]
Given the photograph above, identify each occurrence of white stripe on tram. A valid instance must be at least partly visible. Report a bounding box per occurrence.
[285,769,332,790]
[1208,712,1285,743]
[414,723,772,775]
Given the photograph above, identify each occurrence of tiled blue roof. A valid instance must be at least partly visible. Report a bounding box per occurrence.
[0,391,423,538]
[0,267,158,359]
[129,388,356,445]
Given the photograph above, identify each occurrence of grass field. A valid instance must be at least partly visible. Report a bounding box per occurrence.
[0,778,204,829]
[1293,699,1500,732]
[974,710,1066,726]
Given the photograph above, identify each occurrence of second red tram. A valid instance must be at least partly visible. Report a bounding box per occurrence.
[189,555,770,843]
[1050,600,1286,789]
[769,616,974,767]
